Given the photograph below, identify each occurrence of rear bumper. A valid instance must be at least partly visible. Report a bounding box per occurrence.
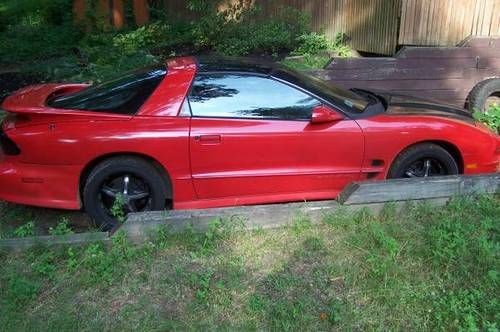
[0,157,81,210]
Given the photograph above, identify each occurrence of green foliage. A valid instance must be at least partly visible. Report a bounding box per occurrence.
[424,196,499,330]
[0,0,79,63]
[292,32,330,56]
[32,251,57,278]
[213,5,310,56]
[13,221,35,238]
[283,32,351,69]
[0,0,340,83]
[0,195,498,330]
[48,217,74,236]
[112,22,170,54]
[81,231,136,285]
[474,104,500,134]
[4,276,40,309]
[111,194,126,224]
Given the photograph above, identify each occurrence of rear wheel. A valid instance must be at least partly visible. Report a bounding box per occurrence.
[388,143,459,179]
[83,157,168,231]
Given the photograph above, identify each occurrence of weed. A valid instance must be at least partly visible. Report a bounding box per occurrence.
[326,299,343,324]
[4,276,41,309]
[13,221,35,237]
[48,217,74,236]
[473,104,500,134]
[32,251,57,279]
[292,214,312,235]
[153,226,168,251]
[191,270,214,304]
[66,247,78,272]
[303,236,324,252]
[111,194,126,224]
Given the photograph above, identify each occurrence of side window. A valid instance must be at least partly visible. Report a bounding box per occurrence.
[188,73,320,120]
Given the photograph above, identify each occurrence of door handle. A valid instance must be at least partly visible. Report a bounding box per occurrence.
[194,135,221,144]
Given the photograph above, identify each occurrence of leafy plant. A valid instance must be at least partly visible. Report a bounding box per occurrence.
[48,217,74,236]
[111,194,126,224]
[292,32,330,56]
[474,104,500,134]
[13,221,35,237]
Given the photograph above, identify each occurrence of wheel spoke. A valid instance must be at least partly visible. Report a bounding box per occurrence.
[126,201,137,213]
[405,170,418,178]
[101,185,118,198]
[128,192,150,201]
[123,175,130,195]
[423,159,432,177]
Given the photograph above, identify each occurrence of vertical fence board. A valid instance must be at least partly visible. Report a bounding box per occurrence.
[400,0,500,46]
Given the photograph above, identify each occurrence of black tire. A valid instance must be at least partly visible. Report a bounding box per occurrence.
[467,78,500,112]
[83,157,168,231]
[388,143,459,179]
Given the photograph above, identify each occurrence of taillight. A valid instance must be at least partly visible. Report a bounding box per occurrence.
[0,128,20,155]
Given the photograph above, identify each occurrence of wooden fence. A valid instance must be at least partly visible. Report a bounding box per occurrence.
[399,0,500,47]
[73,0,500,55]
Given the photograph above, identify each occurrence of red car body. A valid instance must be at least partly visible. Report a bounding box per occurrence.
[0,57,499,213]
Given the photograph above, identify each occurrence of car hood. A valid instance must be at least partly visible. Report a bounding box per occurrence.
[376,91,475,124]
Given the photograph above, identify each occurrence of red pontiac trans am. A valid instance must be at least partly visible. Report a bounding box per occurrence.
[1,57,499,229]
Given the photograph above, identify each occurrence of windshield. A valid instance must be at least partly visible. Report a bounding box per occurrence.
[48,64,166,115]
[273,67,369,113]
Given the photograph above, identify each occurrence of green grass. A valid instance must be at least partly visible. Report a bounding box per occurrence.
[0,195,499,331]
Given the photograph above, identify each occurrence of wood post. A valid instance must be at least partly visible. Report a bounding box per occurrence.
[96,0,111,28]
[72,0,86,23]
[112,0,125,29]
[133,0,150,26]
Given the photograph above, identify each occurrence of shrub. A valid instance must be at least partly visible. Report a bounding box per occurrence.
[292,32,330,56]
[113,22,170,54]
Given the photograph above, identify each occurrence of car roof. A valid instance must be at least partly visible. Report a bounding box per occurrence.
[195,56,276,75]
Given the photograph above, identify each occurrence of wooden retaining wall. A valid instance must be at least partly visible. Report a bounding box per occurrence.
[311,37,500,108]
[2,173,498,249]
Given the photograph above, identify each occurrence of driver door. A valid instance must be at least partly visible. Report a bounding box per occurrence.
[188,73,364,201]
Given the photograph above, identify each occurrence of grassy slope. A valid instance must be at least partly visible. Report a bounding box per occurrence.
[0,195,499,331]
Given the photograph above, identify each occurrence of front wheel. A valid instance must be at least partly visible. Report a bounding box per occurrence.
[388,143,459,179]
[83,157,168,231]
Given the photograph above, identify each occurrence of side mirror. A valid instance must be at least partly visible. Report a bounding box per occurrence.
[311,105,344,124]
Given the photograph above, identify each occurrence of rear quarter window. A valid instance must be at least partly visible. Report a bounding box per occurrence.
[48,65,166,115]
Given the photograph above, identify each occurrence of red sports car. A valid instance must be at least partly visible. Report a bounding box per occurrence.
[1,57,499,229]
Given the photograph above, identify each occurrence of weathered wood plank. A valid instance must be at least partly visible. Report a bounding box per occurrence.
[398,47,500,58]
[123,201,341,241]
[313,66,496,81]
[0,232,109,250]
[338,174,500,205]
[324,79,476,92]
[461,36,500,48]
[326,57,478,70]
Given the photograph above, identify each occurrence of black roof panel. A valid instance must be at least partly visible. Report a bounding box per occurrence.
[195,56,275,75]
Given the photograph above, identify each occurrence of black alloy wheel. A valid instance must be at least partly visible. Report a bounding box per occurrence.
[83,157,168,231]
[388,143,459,179]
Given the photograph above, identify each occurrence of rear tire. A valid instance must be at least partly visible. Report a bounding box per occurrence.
[467,78,500,112]
[83,157,168,231]
[388,143,459,179]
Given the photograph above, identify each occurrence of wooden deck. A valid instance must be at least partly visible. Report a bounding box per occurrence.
[310,37,500,108]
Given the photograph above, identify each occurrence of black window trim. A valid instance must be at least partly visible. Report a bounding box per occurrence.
[185,71,349,122]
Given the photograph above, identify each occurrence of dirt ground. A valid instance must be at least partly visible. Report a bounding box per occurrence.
[0,201,92,238]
